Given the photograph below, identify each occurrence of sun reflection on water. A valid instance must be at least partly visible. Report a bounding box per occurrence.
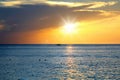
[66,45,73,53]
[64,46,83,79]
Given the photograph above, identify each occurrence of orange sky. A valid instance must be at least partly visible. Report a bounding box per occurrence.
[1,15,120,44]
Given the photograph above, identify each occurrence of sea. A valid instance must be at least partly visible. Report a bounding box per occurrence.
[0,44,120,80]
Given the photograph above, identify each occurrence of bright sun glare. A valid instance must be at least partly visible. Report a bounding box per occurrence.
[64,23,75,32]
[63,23,76,34]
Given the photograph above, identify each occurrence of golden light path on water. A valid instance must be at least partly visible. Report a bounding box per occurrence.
[64,46,85,80]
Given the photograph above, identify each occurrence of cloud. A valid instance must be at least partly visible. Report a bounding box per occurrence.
[0,0,47,7]
[87,1,117,9]
[95,0,120,11]
[45,1,117,9]
[74,9,118,17]
[0,1,22,7]
[0,0,117,9]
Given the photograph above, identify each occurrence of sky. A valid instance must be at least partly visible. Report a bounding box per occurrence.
[0,0,120,44]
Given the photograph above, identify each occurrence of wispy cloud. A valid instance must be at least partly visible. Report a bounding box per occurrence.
[0,1,22,7]
[45,1,117,9]
[0,0,117,9]
[87,1,117,9]
[0,0,46,7]
[74,9,118,17]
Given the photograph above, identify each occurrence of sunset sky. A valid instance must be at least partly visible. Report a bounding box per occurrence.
[0,0,120,44]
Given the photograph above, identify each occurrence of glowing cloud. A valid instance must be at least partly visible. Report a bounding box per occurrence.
[0,0,117,9]
[88,1,117,8]
[74,10,118,17]
[0,1,22,7]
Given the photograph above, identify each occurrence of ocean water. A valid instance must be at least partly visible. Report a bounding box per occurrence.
[0,44,120,80]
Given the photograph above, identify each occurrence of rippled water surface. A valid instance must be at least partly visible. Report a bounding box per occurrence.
[0,44,120,80]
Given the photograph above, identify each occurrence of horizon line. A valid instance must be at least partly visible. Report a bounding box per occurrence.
[0,44,120,45]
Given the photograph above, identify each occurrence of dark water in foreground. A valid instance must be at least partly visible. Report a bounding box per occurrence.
[0,44,120,80]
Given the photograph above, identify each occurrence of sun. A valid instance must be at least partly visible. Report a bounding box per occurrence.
[60,17,80,34]
[64,23,75,33]
[62,23,77,34]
